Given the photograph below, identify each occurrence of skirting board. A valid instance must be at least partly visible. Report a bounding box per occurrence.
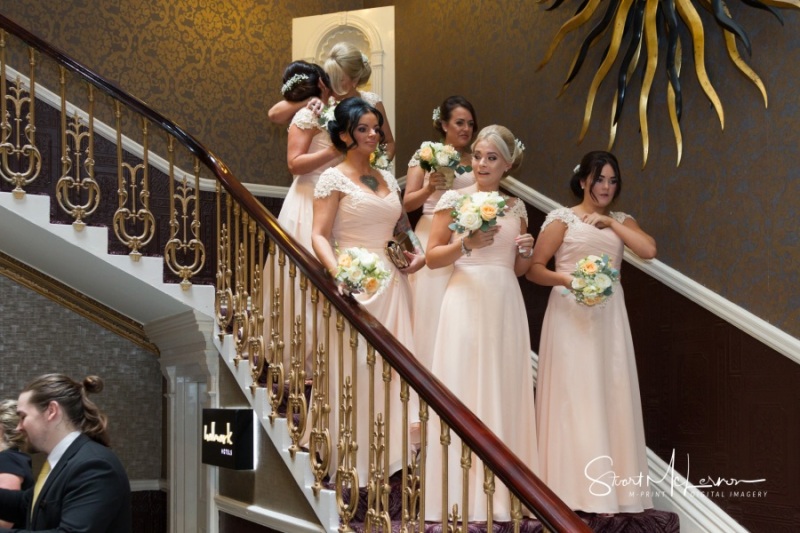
[215,494,324,533]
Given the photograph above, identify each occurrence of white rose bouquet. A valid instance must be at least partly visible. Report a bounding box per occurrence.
[370,143,391,170]
[334,247,391,296]
[448,191,507,234]
[565,254,620,306]
[412,141,460,172]
[317,97,337,129]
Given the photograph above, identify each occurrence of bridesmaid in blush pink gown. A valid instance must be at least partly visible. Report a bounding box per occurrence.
[403,96,477,370]
[423,125,538,522]
[267,61,342,380]
[311,97,424,482]
[526,151,657,514]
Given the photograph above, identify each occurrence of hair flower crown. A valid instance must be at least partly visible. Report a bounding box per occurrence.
[514,138,525,153]
[281,73,309,95]
[361,52,369,66]
[432,107,441,124]
[573,164,581,174]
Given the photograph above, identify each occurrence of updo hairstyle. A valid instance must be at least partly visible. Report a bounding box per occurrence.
[280,60,331,102]
[570,150,623,200]
[324,42,372,96]
[471,125,524,175]
[327,97,385,153]
[433,95,478,138]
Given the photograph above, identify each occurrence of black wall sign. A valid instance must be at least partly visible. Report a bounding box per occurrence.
[201,408,254,470]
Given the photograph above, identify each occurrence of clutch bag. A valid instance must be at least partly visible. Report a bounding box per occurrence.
[385,232,413,269]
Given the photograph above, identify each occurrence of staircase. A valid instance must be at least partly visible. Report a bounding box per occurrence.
[0,14,685,533]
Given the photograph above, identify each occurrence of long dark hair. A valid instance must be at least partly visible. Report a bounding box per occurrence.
[23,374,111,447]
[570,151,623,201]
[327,97,385,152]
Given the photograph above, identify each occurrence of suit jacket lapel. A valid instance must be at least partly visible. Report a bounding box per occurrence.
[32,433,89,525]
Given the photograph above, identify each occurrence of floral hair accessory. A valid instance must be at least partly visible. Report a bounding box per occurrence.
[573,164,581,174]
[432,107,441,124]
[361,52,369,65]
[281,73,309,95]
[514,138,525,153]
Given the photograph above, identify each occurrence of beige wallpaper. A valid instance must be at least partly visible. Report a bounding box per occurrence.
[1,1,797,334]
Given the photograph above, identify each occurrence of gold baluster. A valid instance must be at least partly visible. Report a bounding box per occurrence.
[400,380,411,533]
[460,443,471,530]
[417,401,428,529]
[336,375,358,533]
[266,239,285,423]
[112,105,155,260]
[248,229,265,396]
[56,75,99,230]
[484,465,495,533]
[440,422,451,531]
[366,412,391,532]
[0,42,42,198]
[214,187,233,336]
[164,150,206,289]
[511,494,522,533]
[310,296,331,496]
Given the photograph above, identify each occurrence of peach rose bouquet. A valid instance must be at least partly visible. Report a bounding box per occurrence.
[412,141,460,173]
[448,191,507,234]
[334,247,391,296]
[565,254,620,306]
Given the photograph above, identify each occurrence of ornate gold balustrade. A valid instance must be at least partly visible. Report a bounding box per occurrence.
[0,14,589,533]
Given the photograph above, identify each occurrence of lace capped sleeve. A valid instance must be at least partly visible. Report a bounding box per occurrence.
[610,211,633,224]
[289,108,320,131]
[434,190,462,213]
[506,198,528,224]
[379,169,401,195]
[541,207,579,231]
[358,90,382,107]
[314,168,358,199]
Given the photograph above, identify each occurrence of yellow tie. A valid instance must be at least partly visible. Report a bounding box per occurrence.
[31,460,51,519]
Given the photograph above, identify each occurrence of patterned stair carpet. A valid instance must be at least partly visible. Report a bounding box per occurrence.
[341,471,679,533]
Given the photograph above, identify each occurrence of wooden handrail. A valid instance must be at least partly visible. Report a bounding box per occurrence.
[0,12,589,532]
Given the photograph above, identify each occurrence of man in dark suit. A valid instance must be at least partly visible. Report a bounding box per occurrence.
[0,374,131,532]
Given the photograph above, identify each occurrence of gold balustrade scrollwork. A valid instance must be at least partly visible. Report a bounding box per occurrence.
[232,218,250,369]
[55,72,98,230]
[0,38,41,199]
[215,187,234,336]
[336,375,359,533]
[309,297,332,496]
[165,144,206,290]
[112,102,155,261]
[266,242,286,423]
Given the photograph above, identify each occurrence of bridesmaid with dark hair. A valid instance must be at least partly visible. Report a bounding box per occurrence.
[403,95,478,369]
[527,150,656,515]
[311,97,423,481]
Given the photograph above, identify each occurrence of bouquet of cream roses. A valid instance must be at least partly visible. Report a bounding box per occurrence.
[566,254,620,306]
[370,143,391,170]
[412,141,460,172]
[334,247,391,296]
[448,191,507,233]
